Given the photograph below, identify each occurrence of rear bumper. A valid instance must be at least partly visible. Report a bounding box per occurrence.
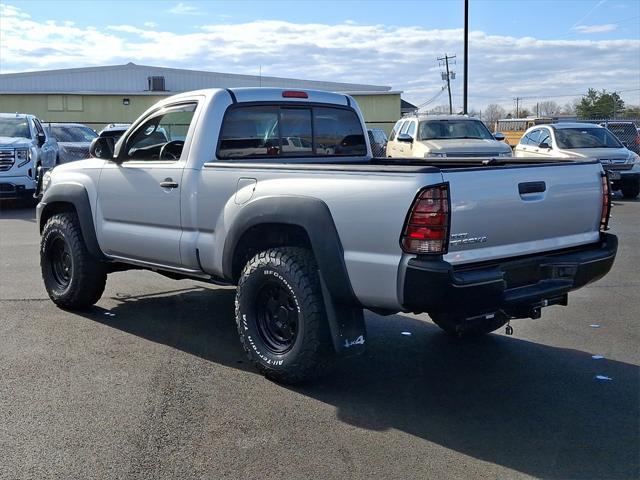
[402,233,617,318]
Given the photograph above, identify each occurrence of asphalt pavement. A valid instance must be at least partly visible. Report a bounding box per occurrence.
[1,197,638,480]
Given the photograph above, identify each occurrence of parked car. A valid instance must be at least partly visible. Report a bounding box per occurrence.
[0,113,58,201]
[495,117,553,147]
[386,115,512,159]
[38,88,617,383]
[514,122,640,198]
[93,123,131,158]
[599,121,640,154]
[46,123,97,164]
[367,128,388,157]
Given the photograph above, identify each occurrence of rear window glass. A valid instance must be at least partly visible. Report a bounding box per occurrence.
[218,104,365,159]
[313,107,366,156]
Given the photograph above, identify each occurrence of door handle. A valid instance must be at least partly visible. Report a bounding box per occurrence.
[160,178,179,189]
[518,181,546,194]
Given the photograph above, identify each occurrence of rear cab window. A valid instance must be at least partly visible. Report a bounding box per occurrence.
[217,103,366,160]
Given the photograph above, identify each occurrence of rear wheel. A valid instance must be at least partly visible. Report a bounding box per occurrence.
[621,182,639,199]
[430,312,509,336]
[235,247,332,384]
[41,212,107,309]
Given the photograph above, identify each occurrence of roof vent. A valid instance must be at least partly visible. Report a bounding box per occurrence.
[148,76,166,92]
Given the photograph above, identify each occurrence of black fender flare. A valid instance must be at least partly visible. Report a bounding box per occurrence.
[222,196,366,355]
[37,183,106,261]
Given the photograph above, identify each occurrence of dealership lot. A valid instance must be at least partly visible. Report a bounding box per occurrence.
[1,199,638,480]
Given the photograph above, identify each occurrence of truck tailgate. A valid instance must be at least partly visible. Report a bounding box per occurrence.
[441,162,604,265]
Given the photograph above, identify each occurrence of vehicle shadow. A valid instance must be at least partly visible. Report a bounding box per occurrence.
[0,202,37,222]
[81,287,639,480]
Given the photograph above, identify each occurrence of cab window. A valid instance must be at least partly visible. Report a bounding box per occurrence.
[406,121,416,138]
[389,121,403,141]
[125,103,197,161]
[538,129,552,147]
[217,104,365,159]
[523,129,541,146]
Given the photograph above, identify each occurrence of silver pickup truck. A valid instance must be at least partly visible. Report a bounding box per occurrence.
[37,88,617,383]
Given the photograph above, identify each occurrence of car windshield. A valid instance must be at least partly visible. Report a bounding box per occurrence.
[49,125,97,142]
[0,118,31,139]
[419,120,493,140]
[555,128,622,149]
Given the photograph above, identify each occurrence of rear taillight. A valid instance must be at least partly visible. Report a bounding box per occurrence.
[400,184,450,254]
[600,172,611,232]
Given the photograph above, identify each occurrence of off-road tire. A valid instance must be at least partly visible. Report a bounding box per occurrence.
[41,212,107,309]
[430,312,509,336]
[235,247,332,384]
[621,182,639,199]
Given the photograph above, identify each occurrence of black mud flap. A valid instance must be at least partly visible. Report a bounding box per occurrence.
[319,275,366,356]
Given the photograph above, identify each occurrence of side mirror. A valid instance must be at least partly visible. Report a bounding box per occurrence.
[36,132,46,147]
[622,141,628,148]
[493,132,506,141]
[539,142,551,150]
[397,133,413,143]
[90,137,116,160]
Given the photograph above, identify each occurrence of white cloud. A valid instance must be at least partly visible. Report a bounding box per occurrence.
[143,21,157,28]
[1,4,639,110]
[166,2,199,15]
[574,23,618,33]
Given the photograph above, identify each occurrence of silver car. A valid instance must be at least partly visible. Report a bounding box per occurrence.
[514,122,640,198]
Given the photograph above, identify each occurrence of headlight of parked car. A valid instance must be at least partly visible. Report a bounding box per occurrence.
[41,170,52,194]
[424,152,447,158]
[627,151,640,164]
[16,148,31,168]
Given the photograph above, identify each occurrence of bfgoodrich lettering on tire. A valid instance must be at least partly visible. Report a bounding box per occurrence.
[235,247,332,384]
[41,212,107,309]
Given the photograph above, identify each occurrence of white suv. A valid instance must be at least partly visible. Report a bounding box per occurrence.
[386,115,512,159]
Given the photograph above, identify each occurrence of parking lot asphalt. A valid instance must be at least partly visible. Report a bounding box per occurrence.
[1,197,638,480]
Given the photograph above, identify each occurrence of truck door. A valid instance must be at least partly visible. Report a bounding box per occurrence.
[95,102,197,267]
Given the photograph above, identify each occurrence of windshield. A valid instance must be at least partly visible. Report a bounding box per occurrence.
[419,120,493,140]
[49,125,97,142]
[0,118,31,139]
[555,128,623,149]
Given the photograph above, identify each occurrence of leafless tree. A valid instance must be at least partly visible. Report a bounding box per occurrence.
[538,100,560,116]
[483,104,506,131]
[562,99,580,115]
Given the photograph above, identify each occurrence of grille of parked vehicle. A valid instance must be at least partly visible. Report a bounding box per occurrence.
[0,150,15,171]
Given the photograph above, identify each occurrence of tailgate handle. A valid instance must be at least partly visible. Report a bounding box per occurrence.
[519,181,546,195]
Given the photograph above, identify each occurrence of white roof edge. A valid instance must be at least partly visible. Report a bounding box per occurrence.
[0,62,391,91]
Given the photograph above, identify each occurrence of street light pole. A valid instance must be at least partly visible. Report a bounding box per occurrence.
[463,0,469,114]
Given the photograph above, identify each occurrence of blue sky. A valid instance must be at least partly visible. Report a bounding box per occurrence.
[1,0,639,111]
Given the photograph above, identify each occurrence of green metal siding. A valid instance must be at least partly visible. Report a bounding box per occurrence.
[352,93,401,135]
[1,92,401,134]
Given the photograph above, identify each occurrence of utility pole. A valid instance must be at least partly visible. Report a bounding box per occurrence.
[438,53,456,114]
[514,97,522,118]
[463,0,469,114]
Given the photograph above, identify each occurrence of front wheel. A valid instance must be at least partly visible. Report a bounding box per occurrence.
[235,247,332,384]
[41,212,107,309]
[621,182,639,199]
[430,312,509,336]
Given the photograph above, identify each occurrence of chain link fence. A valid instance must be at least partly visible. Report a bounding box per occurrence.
[578,118,640,154]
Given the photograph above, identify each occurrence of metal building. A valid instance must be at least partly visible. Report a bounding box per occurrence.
[0,63,401,133]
